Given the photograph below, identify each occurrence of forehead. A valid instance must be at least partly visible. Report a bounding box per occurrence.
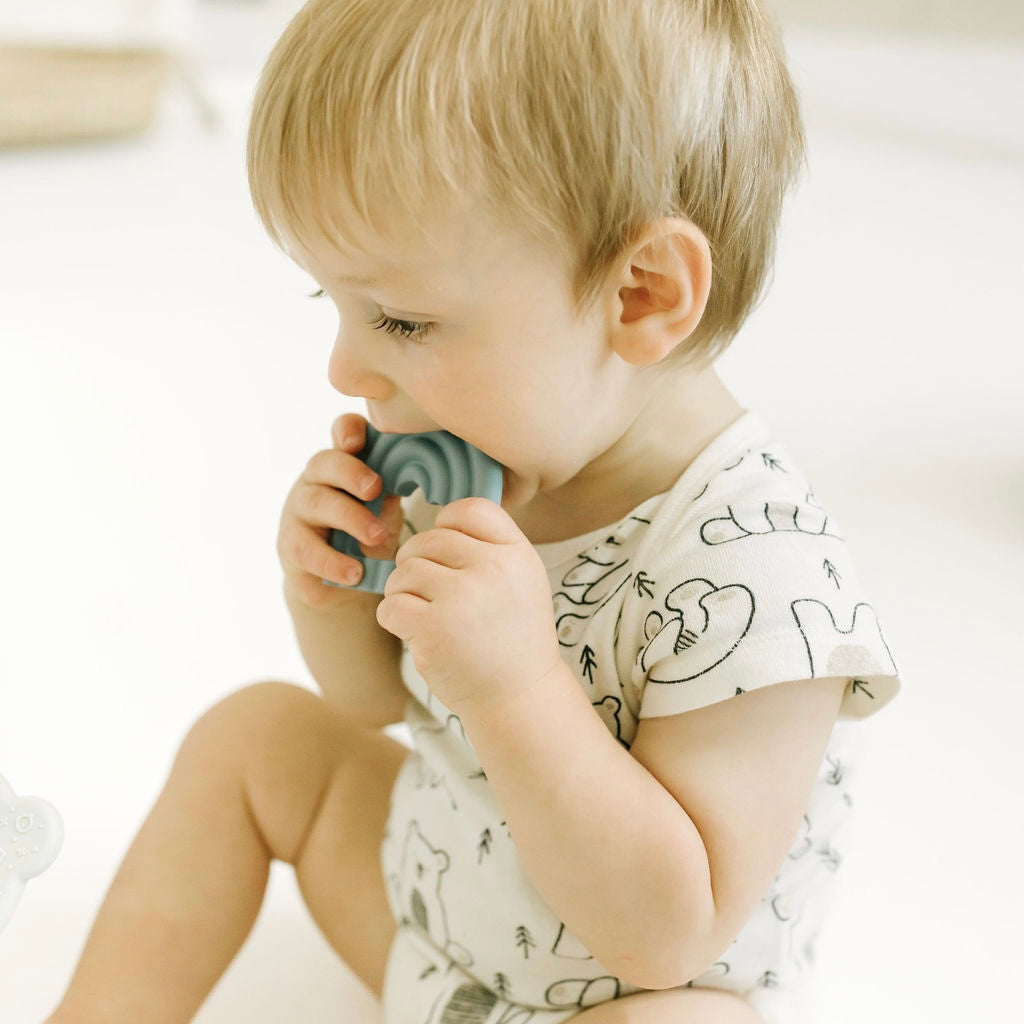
[288,220,474,303]
[288,198,569,304]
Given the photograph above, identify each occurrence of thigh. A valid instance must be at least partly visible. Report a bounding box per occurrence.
[186,681,408,997]
[569,988,763,1024]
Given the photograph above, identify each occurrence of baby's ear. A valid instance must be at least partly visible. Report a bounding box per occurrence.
[608,218,712,366]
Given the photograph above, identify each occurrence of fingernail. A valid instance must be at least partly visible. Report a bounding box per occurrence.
[359,473,377,493]
[369,521,388,541]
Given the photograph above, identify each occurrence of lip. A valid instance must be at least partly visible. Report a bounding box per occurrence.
[364,408,424,436]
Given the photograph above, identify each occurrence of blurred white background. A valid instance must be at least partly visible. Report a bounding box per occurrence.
[1,2,1022,1022]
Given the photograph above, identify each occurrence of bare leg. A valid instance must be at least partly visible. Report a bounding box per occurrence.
[568,988,763,1023]
[46,682,406,1024]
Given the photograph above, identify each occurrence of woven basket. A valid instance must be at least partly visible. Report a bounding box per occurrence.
[0,45,170,147]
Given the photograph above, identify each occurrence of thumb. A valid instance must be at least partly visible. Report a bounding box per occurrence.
[434,497,522,544]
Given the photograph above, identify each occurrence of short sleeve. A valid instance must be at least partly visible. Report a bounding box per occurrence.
[622,449,900,721]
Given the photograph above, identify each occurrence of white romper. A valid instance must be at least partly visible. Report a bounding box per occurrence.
[379,412,900,1024]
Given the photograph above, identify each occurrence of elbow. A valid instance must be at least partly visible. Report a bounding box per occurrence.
[596,911,725,992]
[607,954,708,993]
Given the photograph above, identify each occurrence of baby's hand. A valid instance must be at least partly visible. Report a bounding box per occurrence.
[376,498,562,712]
[278,413,402,607]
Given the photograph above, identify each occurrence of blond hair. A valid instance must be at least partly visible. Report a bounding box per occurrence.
[248,0,804,362]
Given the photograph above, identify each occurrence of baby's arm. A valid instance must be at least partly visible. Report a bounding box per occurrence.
[279,413,406,726]
[377,497,845,988]
[467,667,844,989]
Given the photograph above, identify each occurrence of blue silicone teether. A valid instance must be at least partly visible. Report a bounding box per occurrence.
[329,427,503,593]
[0,773,63,934]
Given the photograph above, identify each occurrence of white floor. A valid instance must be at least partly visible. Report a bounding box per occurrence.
[1,7,1022,1022]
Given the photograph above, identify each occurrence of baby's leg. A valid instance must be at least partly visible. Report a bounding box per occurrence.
[568,988,763,1023]
[46,681,407,1024]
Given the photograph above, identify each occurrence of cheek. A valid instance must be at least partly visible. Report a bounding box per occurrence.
[415,333,592,462]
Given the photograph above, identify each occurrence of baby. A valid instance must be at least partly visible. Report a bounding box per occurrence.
[46,1,900,1022]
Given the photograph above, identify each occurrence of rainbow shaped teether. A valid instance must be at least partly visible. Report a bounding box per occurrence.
[0,773,63,934]
[329,427,503,593]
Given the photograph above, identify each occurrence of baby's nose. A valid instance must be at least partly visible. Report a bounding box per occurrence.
[327,335,391,401]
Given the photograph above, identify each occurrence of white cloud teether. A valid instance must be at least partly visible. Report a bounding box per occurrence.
[0,773,63,933]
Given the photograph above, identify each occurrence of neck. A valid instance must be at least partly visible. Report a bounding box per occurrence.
[512,365,744,544]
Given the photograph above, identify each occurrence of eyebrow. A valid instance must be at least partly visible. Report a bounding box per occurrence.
[334,272,382,287]
[332,268,441,313]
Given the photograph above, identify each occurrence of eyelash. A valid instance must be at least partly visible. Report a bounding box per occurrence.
[368,312,435,342]
[308,289,434,343]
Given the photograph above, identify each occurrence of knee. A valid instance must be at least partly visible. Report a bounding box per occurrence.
[565,988,763,1024]
[176,681,321,772]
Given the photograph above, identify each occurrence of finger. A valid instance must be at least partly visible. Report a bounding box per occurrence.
[376,591,426,641]
[379,493,404,532]
[331,412,370,453]
[383,553,456,601]
[293,482,390,547]
[433,497,522,544]
[392,526,478,571]
[302,449,383,501]
[280,522,365,587]
[287,568,365,608]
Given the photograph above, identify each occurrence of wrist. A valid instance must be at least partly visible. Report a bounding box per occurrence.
[453,657,581,734]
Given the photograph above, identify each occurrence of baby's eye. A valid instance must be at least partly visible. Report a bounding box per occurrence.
[369,312,435,343]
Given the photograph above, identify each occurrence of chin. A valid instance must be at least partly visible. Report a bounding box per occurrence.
[496,469,537,509]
